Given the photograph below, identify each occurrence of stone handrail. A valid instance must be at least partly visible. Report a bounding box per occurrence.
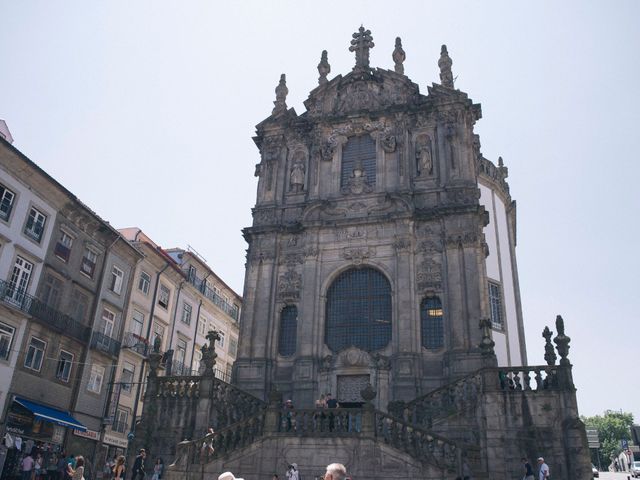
[401,371,483,429]
[171,411,266,467]
[158,376,201,397]
[402,365,571,429]
[276,408,364,436]
[375,411,462,473]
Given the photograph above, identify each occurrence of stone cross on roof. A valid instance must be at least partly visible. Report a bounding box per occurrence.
[349,26,374,70]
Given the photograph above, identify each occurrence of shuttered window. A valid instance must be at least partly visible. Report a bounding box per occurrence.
[341,135,376,187]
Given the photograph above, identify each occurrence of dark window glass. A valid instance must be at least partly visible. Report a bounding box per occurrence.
[488,282,503,329]
[278,306,297,357]
[421,297,444,349]
[325,267,391,353]
[341,135,376,187]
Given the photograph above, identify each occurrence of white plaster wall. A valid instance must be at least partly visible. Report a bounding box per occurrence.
[479,184,500,281]
[493,196,522,365]
[492,330,508,365]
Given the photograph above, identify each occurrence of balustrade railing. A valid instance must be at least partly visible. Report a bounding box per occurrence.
[157,376,201,398]
[497,366,560,391]
[375,411,460,472]
[276,408,363,436]
[172,411,265,467]
[0,279,89,343]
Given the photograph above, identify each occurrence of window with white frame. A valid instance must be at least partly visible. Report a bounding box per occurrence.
[109,266,124,294]
[181,302,192,325]
[8,256,33,304]
[121,361,135,393]
[24,337,46,371]
[158,284,170,309]
[228,336,238,357]
[152,322,165,350]
[23,206,47,243]
[488,282,504,329]
[187,265,196,282]
[87,364,105,393]
[197,316,207,336]
[216,331,225,349]
[56,350,74,382]
[80,249,98,278]
[138,271,151,295]
[0,183,16,221]
[131,310,144,337]
[100,308,116,337]
[175,338,188,375]
[114,409,128,433]
[0,322,16,361]
[54,230,74,262]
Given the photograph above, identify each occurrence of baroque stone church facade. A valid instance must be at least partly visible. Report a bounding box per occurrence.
[235,28,524,409]
[138,28,592,480]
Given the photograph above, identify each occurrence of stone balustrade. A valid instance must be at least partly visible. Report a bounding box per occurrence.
[375,411,462,473]
[158,376,201,397]
[276,408,364,435]
[496,366,561,391]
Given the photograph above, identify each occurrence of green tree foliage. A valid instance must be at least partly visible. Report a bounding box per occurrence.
[582,410,634,467]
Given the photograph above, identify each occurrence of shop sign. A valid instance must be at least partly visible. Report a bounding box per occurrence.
[52,426,65,445]
[73,429,100,441]
[102,433,128,449]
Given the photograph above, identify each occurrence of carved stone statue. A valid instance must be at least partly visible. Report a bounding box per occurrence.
[438,45,454,88]
[272,74,288,115]
[392,37,406,75]
[289,159,305,192]
[416,138,433,176]
[342,160,372,195]
[382,133,396,153]
[349,26,374,70]
[318,50,330,85]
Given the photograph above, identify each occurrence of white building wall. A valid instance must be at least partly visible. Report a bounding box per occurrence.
[479,182,523,366]
[0,166,57,419]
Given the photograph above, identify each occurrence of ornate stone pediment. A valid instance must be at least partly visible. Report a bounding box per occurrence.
[277,267,302,301]
[335,346,373,368]
[416,257,442,291]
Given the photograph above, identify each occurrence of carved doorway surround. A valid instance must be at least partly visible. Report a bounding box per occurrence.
[337,374,370,405]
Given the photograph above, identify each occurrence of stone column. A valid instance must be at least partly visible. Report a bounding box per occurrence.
[195,331,218,430]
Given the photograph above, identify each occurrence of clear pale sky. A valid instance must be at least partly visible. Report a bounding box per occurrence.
[1,1,639,421]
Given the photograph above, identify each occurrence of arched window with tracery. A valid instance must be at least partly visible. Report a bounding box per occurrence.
[278,305,297,356]
[325,267,391,352]
[421,297,444,350]
[341,135,377,187]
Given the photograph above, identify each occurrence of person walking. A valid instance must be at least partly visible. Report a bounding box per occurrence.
[323,463,347,480]
[112,456,126,480]
[286,463,300,480]
[131,449,146,480]
[521,457,534,480]
[68,456,85,480]
[21,452,35,480]
[537,457,550,480]
[151,458,163,480]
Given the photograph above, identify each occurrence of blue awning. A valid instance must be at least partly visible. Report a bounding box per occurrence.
[14,397,87,432]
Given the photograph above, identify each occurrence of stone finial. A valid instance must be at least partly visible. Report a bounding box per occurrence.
[438,44,454,88]
[272,73,288,115]
[479,318,495,356]
[392,37,406,75]
[553,315,571,366]
[542,326,557,366]
[201,329,220,376]
[349,26,374,70]
[318,50,331,85]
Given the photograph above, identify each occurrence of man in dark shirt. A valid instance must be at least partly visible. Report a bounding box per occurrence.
[522,457,534,480]
[131,449,146,480]
[325,393,338,409]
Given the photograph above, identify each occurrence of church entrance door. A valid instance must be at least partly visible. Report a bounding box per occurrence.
[337,374,370,407]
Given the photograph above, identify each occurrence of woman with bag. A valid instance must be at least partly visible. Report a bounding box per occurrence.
[151,458,164,480]
[67,456,85,480]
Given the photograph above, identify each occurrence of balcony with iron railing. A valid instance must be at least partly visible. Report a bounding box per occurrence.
[91,331,121,357]
[186,275,239,321]
[0,278,90,343]
[122,332,149,356]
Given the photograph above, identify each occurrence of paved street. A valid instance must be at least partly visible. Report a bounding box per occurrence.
[597,472,636,480]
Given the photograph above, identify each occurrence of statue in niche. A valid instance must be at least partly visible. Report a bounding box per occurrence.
[416,138,433,176]
[289,155,305,192]
[342,160,372,195]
